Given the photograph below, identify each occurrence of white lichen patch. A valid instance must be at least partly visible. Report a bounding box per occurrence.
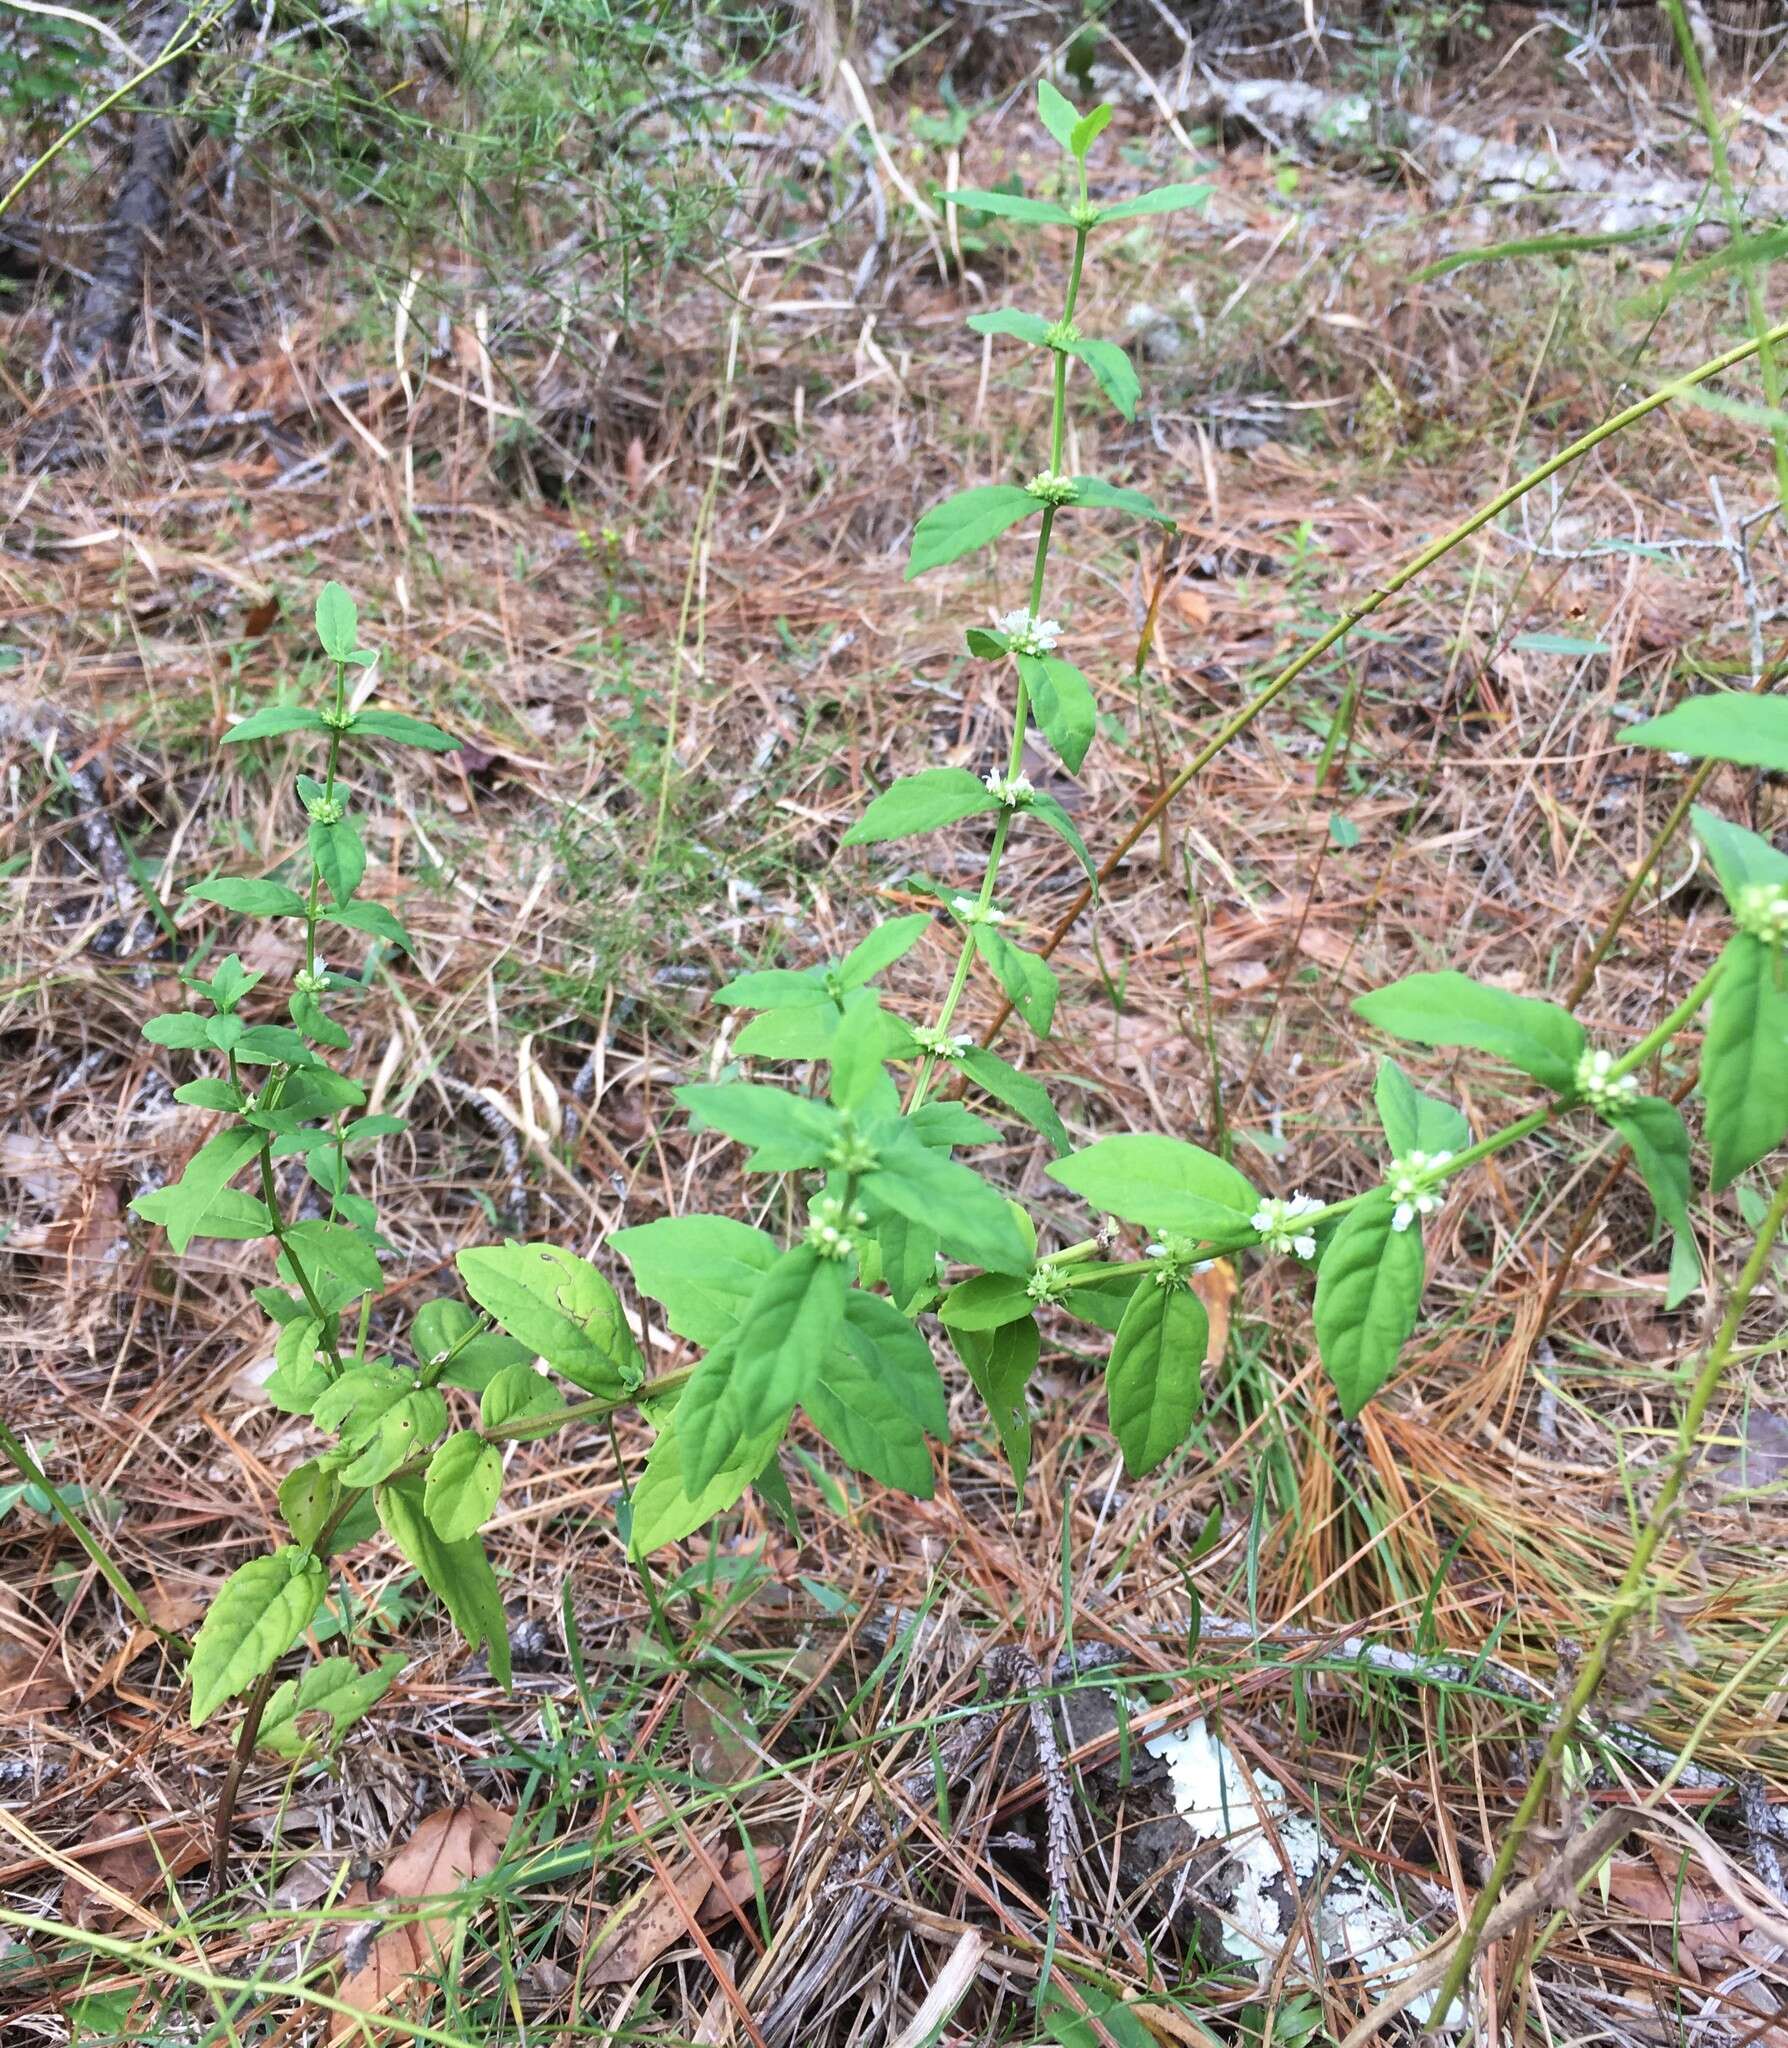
[1146,1717,1464,2029]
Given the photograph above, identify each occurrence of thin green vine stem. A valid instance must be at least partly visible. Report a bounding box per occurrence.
[974,313,1788,1051]
[907,223,1090,1110]
[0,1423,179,1653]
[1425,1165,1788,2030]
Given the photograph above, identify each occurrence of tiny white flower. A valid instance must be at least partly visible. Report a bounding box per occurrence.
[1251,1192,1321,1260]
[951,895,1008,926]
[1387,1148,1452,1233]
[996,609,1063,657]
[912,1024,972,1059]
[1575,1046,1639,1110]
[983,769,1035,806]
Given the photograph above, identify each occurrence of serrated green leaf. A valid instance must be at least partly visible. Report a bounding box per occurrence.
[143,1012,212,1050]
[1025,789,1096,886]
[478,1362,564,1430]
[938,1270,1035,1330]
[1014,653,1095,771]
[1692,804,1788,916]
[424,1431,503,1542]
[315,582,359,660]
[259,1653,404,1757]
[231,1023,320,1066]
[1069,475,1172,523]
[1069,104,1112,160]
[456,1241,643,1395]
[610,1214,781,1347]
[224,704,331,743]
[1313,1195,1425,1417]
[626,1398,782,1557]
[673,1082,840,1171]
[953,1314,1036,1490]
[1047,1133,1259,1237]
[712,967,830,1010]
[1094,182,1212,224]
[967,307,1053,345]
[290,990,350,1049]
[325,899,416,956]
[376,1477,510,1687]
[805,1348,934,1494]
[189,1547,326,1725]
[861,1121,1033,1275]
[956,1046,1070,1157]
[1038,77,1080,151]
[843,767,1003,846]
[1105,1278,1206,1477]
[309,815,365,905]
[946,188,1077,226]
[1627,693,1788,771]
[1701,933,1788,1187]
[188,876,308,917]
[352,709,459,752]
[1066,335,1138,417]
[969,923,1059,1036]
[130,1126,261,1253]
[683,1247,845,1491]
[907,484,1039,579]
[827,992,902,1116]
[839,912,932,989]
[1354,971,1585,1092]
[1373,1056,1470,1157]
[277,1458,339,1546]
[338,1387,447,1487]
[173,1078,245,1111]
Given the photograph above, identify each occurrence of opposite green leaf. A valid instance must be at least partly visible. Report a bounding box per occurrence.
[424,1430,504,1542]
[376,1477,511,1687]
[1692,804,1788,916]
[187,876,308,918]
[843,768,1003,845]
[1700,933,1788,1187]
[189,1547,326,1726]
[1037,77,1081,153]
[315,581,359,661]
[610,1214,780,1347]
[1354,971,1585,1092]
[1095,182,1213,224]
[259,1653,404,1758]
[1312,1195,1425,1418]
[967,308,1052,346]
[225,704,331,744]
[907,485,1039,578]
[953,1314,1037,1491]
[131,1126,262,1254]
[1627,693,1788,772]
[947,188,1078,227]
[456,1241,643,1396]
[1048,1133,1259,1238]
[1106,1277,1207,1477]
[956,1045,1070,1157]
[1067,336,1139,418]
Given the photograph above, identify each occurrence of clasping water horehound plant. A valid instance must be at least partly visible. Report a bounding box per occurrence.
[66,82,1788,1985]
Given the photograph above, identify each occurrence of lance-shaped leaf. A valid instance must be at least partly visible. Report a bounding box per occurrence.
[1024,790,1096,885]
[353,709,458,752]
[1701,933,1788,1187]
[1066,336,1139,418]
[309,815,365,905]
[424,1431,504,1542]
[187,876,308,918]
[946,188,1078,227]
[839,912,933,988]
[953,1314,1037,1491]
[1605,1094,1699,1306]
[861,1120,1034,1275]
[130,1125,262,1254]
[1313,1195,1425,1418]
[1106,1276,1207,1477]
[673,1083,840,1172]
[1373,1056,1470,1156]
[376,1476,511,1686]
[907,485,1040,578]
[1038,77,1081,152]
[967,307,1052,346]
[258,1652,405,1758]
[225,704,332,744]
[1626,693,1788,772]
[1692,804,1788,913]
[969,923,1059,1036]
[1354,971,1585,1092]
[1070,476,1172,523]
[610,1215,780,1347]
[843,768,1004,845]
[1016,653,1096,771]
[315,581,359,660]
[456,1242,643,1395]
[627,1398,783,1557]
[956,1045,1070,1157]
[1094,183,1213,223]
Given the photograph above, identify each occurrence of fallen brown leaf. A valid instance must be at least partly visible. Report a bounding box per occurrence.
[586,1838,722,1988]
[694,1841,785,1929]
[0,1639,75,1724]
[60,1810,208,1932]
[1605,1854,1751,1980]
[332,1797,513,2039]
[682,1677,760,1786]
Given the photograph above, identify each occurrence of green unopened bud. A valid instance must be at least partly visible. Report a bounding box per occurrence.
[1026,469,1079,506]
[1069,200,1100,229]
[320,706,355,731]
[306,795,345,825]
[1735,880,1788,946]
[1044,318,1078,349]
[823,1129,881,1175]
[1025,1266,1071,1306]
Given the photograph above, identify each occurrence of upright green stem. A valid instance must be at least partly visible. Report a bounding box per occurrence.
[1426,1167,1788,2028]
[908,227,1089,1110]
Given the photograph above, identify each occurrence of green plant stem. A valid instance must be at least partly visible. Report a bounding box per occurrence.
[908,228,1089,1109]
[0,1423,180,1654]
[1661,0,1788,508]
[1425,1166,1788,2030]
[975,314,1788,1051]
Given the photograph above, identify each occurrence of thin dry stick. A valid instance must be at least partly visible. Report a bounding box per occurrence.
[973,316,1788,1050]
[1413,1168,1788,2036]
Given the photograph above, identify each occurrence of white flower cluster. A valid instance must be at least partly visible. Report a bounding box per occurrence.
[951,895,1009,926]
[1575,1046,1638,1110]
[1387,1149,1453,1234]
[911,1024,972,1059]
[1735,880,1788,947]
[1026,469,1079,505]
[804,1193,867,1262]
[983,769,1035,807]
[1251,1193,1321,1260]
[997,609,1062,657]
[294,959,329,994]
